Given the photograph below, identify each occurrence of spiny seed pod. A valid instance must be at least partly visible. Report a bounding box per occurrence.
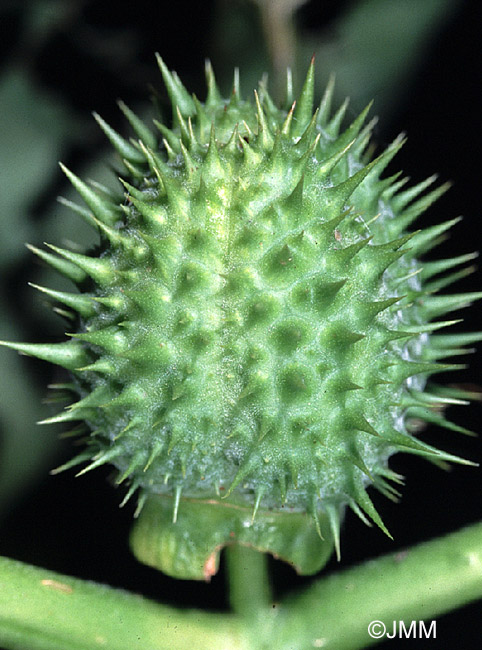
[2,56,480,581]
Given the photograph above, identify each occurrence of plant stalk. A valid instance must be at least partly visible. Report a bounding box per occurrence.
[1,523,481,650]
[254,0,308,99]
[225,543,272,620]
[0,555,248,650]
[271,521,482,650]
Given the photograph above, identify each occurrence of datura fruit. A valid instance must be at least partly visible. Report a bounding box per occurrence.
[2,57,480,580]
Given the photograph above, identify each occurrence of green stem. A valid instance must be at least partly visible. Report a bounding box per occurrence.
[2,523,481,650]
[226,544,272,620]
[272,521,482,650]
[0,555,248,650]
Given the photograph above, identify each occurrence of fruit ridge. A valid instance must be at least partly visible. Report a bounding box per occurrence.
[1,56,480,573]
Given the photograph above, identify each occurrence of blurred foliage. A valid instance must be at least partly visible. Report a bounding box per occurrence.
[0,5,79,516]
[302,0,463,119]
[215,0,463,117]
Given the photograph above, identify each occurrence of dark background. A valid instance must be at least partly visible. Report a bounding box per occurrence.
[0,1,480,649]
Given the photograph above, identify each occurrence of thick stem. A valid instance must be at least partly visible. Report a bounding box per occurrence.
[226,544,272,620]
[271,521,482,650]
[0,555,248,650]
[2,523,481,650]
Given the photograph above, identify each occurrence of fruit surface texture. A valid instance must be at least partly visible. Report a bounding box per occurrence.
[2,57,479,578]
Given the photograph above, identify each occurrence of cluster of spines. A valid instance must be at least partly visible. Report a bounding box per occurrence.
[1,56,480,557]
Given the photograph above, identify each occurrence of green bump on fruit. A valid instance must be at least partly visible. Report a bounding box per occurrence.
[2,56,480,580]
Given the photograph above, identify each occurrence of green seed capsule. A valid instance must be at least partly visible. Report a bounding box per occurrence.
[1,57,479,580]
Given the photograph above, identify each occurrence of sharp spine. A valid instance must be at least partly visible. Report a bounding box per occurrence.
[156,53,195,118]
[93,112,145,163]
[46,244,115,285]
[59,163,120,227]
[26,243,87,284]
[172,485,182,523]
[0,340,88,370]
[29,283,96,318]
[117,100,157,149]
